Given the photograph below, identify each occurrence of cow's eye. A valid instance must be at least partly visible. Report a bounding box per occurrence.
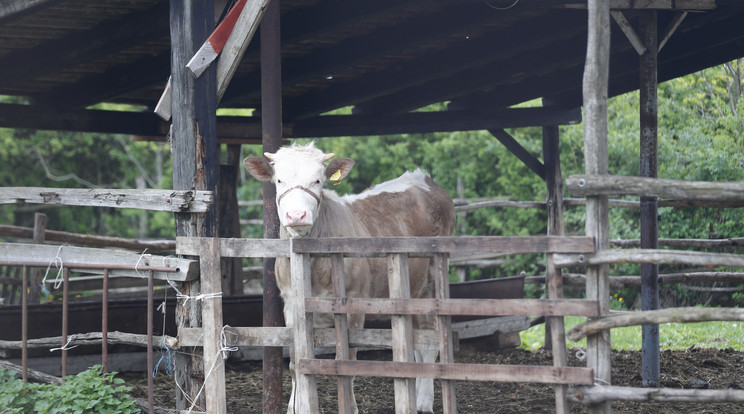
[276,179,282,184]
[314,180,321,185]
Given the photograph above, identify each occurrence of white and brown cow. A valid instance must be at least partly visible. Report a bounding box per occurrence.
[244,142,455,413]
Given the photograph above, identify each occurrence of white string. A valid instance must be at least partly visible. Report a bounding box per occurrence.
[50,334,79,352]
[186,325,237,413]
[486,0,519,10]
[41,245,65,290]
[134,249,149,278]
[575,348,587,361]
[167,279,223,307]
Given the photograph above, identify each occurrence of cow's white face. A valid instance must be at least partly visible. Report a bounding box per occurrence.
[243,143,354,238]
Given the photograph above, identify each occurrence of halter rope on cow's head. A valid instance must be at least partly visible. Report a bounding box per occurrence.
[243,142,355,237]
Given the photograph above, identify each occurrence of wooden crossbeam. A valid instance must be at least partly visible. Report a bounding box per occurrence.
[306,298,600,318]
[291,236,595,257]
[567,174,744,201]
[299,360,595,385]
[0,187,212,213]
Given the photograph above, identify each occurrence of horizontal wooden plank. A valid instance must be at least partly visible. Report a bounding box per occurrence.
[452,315,530,340]
[0,242,197,281]
[566,174,744,201]
[178,326,440,350]
[299,359,594,385]
[176,237,290,257]
[291,236,595,257]
[554,249,744,269]
[306,298,599,318]
[0,187,213,212]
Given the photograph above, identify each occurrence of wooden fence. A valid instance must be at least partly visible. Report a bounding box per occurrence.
[176,235,597,413]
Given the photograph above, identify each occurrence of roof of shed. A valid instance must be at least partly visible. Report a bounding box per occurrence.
[1,0,743,138]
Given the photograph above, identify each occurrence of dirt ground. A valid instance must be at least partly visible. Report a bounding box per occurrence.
[124,341,744,413]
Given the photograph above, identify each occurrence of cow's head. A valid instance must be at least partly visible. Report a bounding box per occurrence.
[243,142,354,237]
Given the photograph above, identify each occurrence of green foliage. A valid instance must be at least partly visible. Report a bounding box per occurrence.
[0,365,138,414]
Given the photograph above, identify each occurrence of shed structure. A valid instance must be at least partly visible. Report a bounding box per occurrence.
[1,0,744,413]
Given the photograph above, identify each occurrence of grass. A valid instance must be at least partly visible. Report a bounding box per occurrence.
[520,316,744,351]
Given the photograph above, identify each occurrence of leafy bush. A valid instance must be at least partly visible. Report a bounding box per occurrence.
[0,365,139,414]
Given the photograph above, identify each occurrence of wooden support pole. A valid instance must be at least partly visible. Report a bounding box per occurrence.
[583,1,612,412]
[169,0,218,409]
[260,0,285,412]
[639,10,660,388]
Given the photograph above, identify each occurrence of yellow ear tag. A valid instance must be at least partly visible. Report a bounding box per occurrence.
[329,169,342,185]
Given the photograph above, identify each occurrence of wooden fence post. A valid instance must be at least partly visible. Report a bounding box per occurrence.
[201,237,227,414]
[289,240,319,413]
[583,1,612,413]
[388,253,416,413]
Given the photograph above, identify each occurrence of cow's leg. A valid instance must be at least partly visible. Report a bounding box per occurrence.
[414,349,438,413]
[287,351,297,414]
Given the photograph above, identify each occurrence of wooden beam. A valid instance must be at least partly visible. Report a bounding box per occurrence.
[611,11,647,55]
[489,129,545,180]
[570,386,744,405]
[306,297,600,318]
[300,359,595,385]
[0,104,579,138]
[0,187,212,212]
[290,236,596,257]
[0,242,198,281]
[566,174,744,201]
[566,307,744,342]
[554,249,744,269]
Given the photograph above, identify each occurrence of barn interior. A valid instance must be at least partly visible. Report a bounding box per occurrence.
[1,0,744,412]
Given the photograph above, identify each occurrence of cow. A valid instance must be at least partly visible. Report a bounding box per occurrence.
[244,142,455,413]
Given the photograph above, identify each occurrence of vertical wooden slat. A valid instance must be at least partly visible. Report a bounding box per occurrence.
[290,240,319,413]
[331,254,355,414]
[201,237,227,414]
[546,254,569,414]
[432,253,457,413]
[583,1,612,413]
[543,107,569,412]
[388,253,416,414]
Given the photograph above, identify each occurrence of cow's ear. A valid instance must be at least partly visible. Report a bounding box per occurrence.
[325,158,355,184]
[243,157,274,182]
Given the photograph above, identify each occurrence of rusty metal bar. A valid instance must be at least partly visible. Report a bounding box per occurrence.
[21,265,28,383]
[61,267,69,378]
[0,261,179,272]
[102,268,109,374]
[147,269,155,414]
[260,0,284,412]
